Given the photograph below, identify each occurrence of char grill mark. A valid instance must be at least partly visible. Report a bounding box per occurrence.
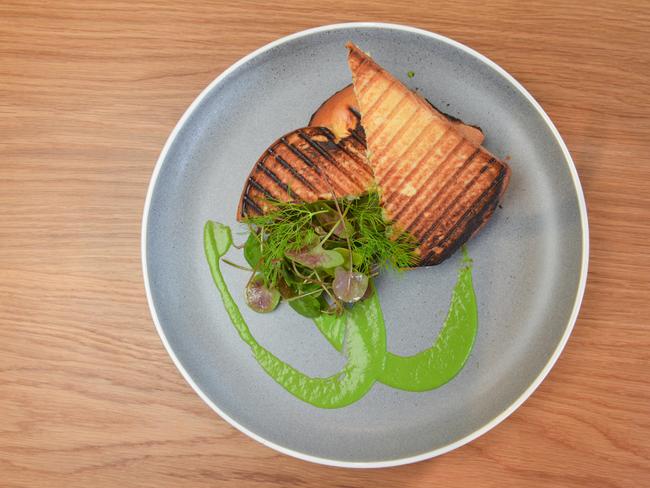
[267,147,318,193]
[398,145,481,230]
[279,135,322,172]
[396,142,471,229]
[420,165,508,265]
[242,194,263,216]
[247,176,274,199]
[320,129,373,178]
[378,119,437,190]
[296,129,367,190]
[256,160,295,199]
[414,158,497,244]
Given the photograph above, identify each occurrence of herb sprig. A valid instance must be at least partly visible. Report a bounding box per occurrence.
[344,192,417,274]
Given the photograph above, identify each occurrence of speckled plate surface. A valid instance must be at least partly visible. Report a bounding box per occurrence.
[142,23,588,467]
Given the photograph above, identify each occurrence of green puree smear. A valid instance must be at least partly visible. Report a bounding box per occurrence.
[312,248,477,392]
[204,221,478,408]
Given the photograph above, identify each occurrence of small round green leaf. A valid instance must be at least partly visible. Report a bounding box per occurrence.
[244,275,280,313]
[332,267,369,303]
[285,244,344,269]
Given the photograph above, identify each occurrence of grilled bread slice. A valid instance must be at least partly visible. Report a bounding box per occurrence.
[237,125,372,219]
[346,42,510,265]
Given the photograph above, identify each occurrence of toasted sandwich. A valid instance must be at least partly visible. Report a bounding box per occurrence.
[238,85,488,222]
[346,42,510,265]
[237,44,510,267]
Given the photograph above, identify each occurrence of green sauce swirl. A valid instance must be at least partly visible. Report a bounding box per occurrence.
[204,221,478,407]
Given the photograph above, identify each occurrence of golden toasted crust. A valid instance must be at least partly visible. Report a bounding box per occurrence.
[237,126,372,220]
[346,42,510,265]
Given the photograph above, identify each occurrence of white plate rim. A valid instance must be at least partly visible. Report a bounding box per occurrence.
[141,22,589,468]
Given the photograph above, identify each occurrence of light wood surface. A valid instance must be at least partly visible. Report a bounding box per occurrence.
[2,1,649,486]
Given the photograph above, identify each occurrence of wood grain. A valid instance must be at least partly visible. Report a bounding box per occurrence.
[1,1,649,486]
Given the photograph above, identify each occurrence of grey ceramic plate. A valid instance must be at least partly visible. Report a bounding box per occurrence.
[142,23,588,467]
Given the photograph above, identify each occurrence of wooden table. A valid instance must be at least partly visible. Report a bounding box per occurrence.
[2,1,649,486]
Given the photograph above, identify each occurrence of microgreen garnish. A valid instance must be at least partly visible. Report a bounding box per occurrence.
[240,192,417,317]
